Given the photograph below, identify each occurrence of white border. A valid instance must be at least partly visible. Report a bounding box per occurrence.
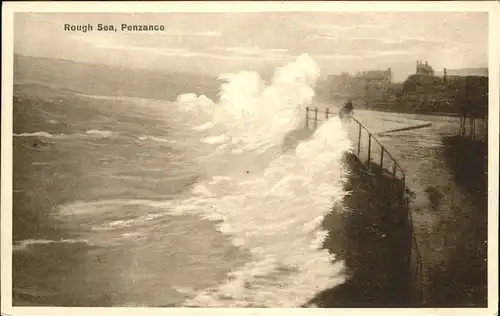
[488,6,500,316]
[2,2,499,316]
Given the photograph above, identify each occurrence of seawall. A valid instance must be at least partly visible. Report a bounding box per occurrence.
[302,107,490,307]
[301,109,418,307]
[309,153,413,307]
[308,114,488,308]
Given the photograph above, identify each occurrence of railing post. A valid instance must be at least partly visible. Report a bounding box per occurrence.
[357,123,362,156]
[305,107,309,128]
[402,174,406,201]
[325,108,329,119]
[469,116,473,137]
[392,163,398,193]
[472,116,476,140]
[367,134,372,167]
[314,108,318,130]
[380,147,384,173]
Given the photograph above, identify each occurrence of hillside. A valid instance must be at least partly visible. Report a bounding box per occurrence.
[316,71,488,115]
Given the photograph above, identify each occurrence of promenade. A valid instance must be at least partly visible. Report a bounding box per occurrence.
[308,105,487,306]
[343,109,487,306]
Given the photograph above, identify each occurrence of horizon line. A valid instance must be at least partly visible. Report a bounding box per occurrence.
[15,53,489,81]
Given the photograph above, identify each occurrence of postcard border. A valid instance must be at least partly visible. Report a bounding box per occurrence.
[2,2,499,316]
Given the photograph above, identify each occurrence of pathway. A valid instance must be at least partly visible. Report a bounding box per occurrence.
[345,109,487,306]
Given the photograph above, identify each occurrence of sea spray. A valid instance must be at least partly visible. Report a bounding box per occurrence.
[173,54,322,179]
[176,117,351,307]
[166,54,353,306]
[213,54,320,152]
[48,54,353,307]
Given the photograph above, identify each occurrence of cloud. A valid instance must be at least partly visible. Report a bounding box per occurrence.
[304,21,389,32]
[94,43,290,61]
[305,33,449,57]
[96,45,197,56]
[306,34,339,41]
[314,49,414,61]
[308,34,444,46]
[199,51,289,61]
[366,50,415,56]
[375,36,445,46]
[313,53,364,60]
[210,46,289,59]
[163,31,221,37]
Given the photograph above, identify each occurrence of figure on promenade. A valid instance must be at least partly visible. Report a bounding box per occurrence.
[339,99,354,120]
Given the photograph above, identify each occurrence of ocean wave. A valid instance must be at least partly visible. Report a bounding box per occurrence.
[13,238,94,251]
[193,122,214,131]
[92,213,165,231]
[46,54,352,307]
[177,118,351,307]
[32,162,52,166]
[14,131,66,139]
[138,135,177,144]
[162,54,352,307]
[202,135,228,145]
[175,54,318,157]
[85,129,114,138]
[14,129,115,140]
[57,199,173,218]
[55,199,175,236]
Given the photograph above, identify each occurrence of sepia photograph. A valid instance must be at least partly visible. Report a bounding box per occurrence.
[1,2,498,314]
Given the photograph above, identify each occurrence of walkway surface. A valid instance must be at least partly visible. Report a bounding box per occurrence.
[344,109,487,306]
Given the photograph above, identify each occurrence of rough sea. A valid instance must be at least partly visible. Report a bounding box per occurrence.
[12,55,352,307]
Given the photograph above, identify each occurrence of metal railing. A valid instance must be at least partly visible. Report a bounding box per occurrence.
[305,107,406,190]
[305,106,423,303]
[459,115,488,142]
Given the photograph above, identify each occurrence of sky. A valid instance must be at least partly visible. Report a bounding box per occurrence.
[14,12,488,81]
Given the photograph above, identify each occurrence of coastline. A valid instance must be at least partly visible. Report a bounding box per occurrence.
[309,153,412,307]
[309,132,488,308]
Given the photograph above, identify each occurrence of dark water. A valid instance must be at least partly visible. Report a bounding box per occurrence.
[12,84,248,306]
[12,78,351,308]
[12,80,486,308]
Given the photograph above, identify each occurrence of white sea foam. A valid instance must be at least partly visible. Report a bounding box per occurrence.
[56,199,174,235]
[32,162,52,166]
[177,118,351,307]
[193,122,214,131]
[14,130,115,140]
[138,135,177,143]
[52,54,352,307]
[165,54,352,307]
[203,135,228,145]
[85,129,114,138]
[57,199,173,218]
[14,131,66,139]
[92,213,164,231]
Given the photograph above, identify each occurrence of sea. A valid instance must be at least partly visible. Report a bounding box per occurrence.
[12,55,351,307]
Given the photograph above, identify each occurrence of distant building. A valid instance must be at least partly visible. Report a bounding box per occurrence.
[323,72,351,96]
[323,68,392,100]
[355,68,392,83]
[416,60,434,76]
[353,68,392,101]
